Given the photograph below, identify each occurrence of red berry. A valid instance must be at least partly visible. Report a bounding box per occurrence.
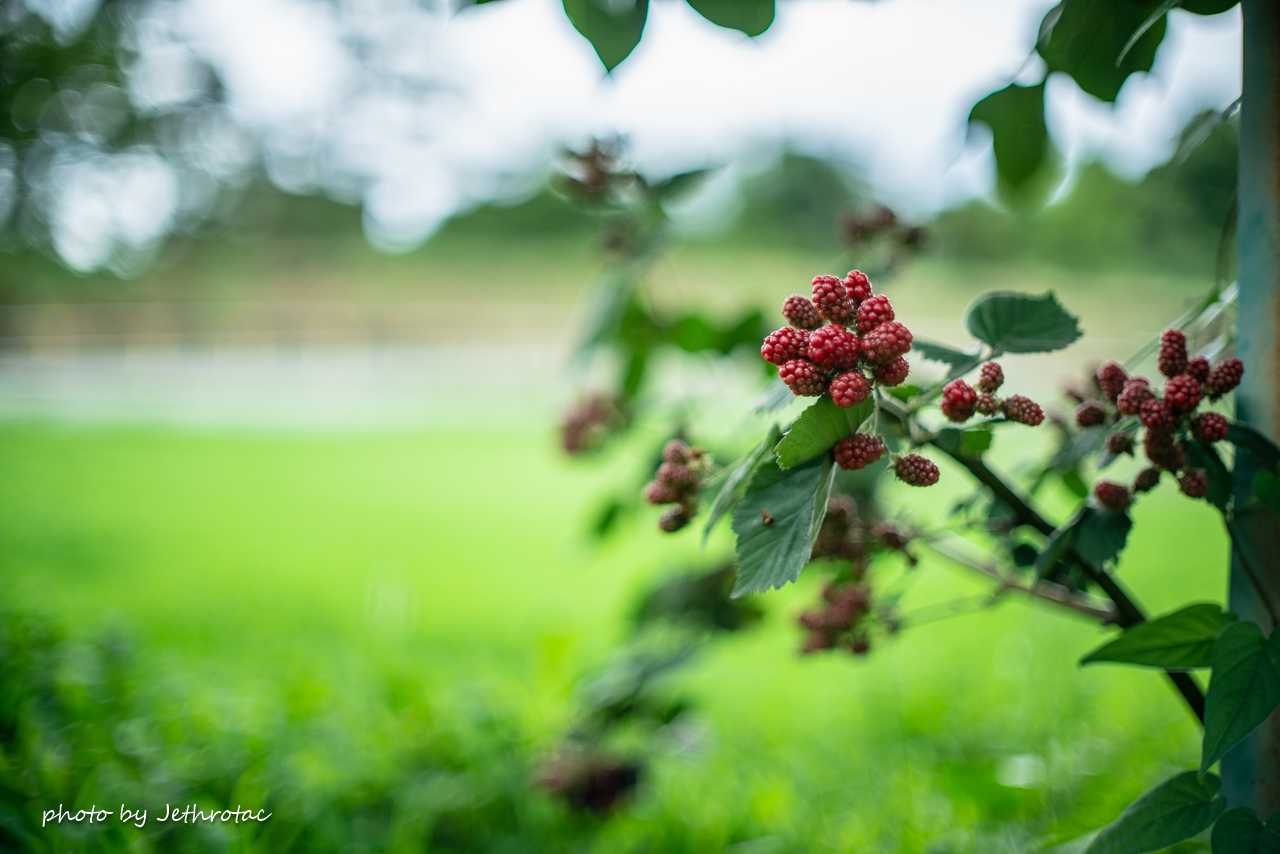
[1096,362,1128,402]
[941,379,978,423]
[1207,358,1244,399]
[811,275,855,324]
[1192,412,1228,443]
[830,371,872,408]
[976,393,1000,415]
[760,326,809,365]
[657,461,695,489]
[807,324,860,369]
[662,439,691,464]
[834,434,886,470]
[1143,429,1185,471]
[644,481,679,504]
[1133,467,1161,493]
[1106,432,1135,456]
[1179,469,1209,499]
[1116,378,1154,416]
[1139,398,1175,431]
[1187,356,1210,383]
[862,321,913,364]
[1158,329,1188,378]
[1093,480,1131,512]
[782,295,822,330]
[977,362,1004,393]
[844,269,872,303]
[1003,394,1044,426]
[855,294,894,333]
[894,453,939,486]
[779,359,827,396]
[1075,401,1107,427]
[1164,374,1203,414]
[873,356,910,387]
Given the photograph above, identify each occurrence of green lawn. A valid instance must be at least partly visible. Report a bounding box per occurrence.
[0,419,1229,852]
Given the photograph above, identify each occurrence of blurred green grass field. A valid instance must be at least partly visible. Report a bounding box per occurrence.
[0,413,1230,851]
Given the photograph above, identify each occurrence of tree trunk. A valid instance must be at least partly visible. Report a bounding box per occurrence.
[1224,0,1280,814]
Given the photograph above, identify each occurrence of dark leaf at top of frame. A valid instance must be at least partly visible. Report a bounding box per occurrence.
[773,396,874,470]
[1180,0,1239,14]
[968,82,1056,198]
[1037,0,1167,103]
[731,454,835,596]
[1211,807,1280,854]
[563,0,650,72]
[965,290,1082,354]
[1201,620,1280,773]
[1083,770,1226,854]
[1080,603,1234,670]
[684,0,774,37]
[911,338,978,368]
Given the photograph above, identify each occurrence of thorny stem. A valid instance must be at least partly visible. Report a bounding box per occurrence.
[877,395,1208,724]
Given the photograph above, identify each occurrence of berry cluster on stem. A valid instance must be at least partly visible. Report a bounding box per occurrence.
[643,440,710,532]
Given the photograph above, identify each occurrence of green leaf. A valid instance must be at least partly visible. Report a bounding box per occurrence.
[650,167,715,202]
[1227,423,1280,468]
[1253,470,1280,513]
[1037,0,1167,103]
[1117,1,1177,66]
[1081,603,1234,670]
[684,0,773,36]
[773,396,874,470]
[1211,808,1280,854]
[965,291,1082,354]
[1084,771,1226,854]
[1036,511,1080,578]
[934,427,994,459]
[912,338,978,368]
[1075,506,1133,567]
[703,427,780,543]
[1181,0,1239,14]
[731,455,836,596]
[1184,440,1233,511]
[968,82,1055,198]
[563,0,649,72]
[1202,621,1280,773]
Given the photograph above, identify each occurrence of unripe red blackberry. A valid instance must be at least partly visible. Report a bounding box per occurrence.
[1164,374,1203,413]
[830,371,872,408]
[1139,398,1175,431]
[844,269,872,303]
[782,294,822,330]
[1106,432,1135,456]
[1093,480,1131,512]
[977,362,1004,393]
[1178,468,1209,499]
[811,275,855,324]
[1144,429,1185,471]
[834,433,886,470]
[760,326,809,365]
[976,393,1000,416]
[1207,357,1244,399]
[862,321,913,364]
[1075,401,1107,427]
[1116,378,1154,416]
[1133,467,1161,493]
[1191,412,1228,443]
[656,461,695,489]
[779,359,827,396]
[873,356,910,387]
[855,294,894,333]
[941,379,978,422]
[807,324,859,368]
[658,505,691,532]
[1096,362,1128,402]
[894,453,940,487]
[662,439,691,464]
[801,630,836,654]
[1187,356,1210,383]
[644,480,679,505]
[1003,394,1044,426]
[1157,329,1188,378]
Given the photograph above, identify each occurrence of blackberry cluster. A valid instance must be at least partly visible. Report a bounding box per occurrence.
[643,440,710,532]
[1079,333,1243,504]
[942,361,1045,427]
[797,581,875,655]
[760,270,914,402]
[560,393,627,455]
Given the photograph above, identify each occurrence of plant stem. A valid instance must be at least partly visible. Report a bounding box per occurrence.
[1226,517,1280,629]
